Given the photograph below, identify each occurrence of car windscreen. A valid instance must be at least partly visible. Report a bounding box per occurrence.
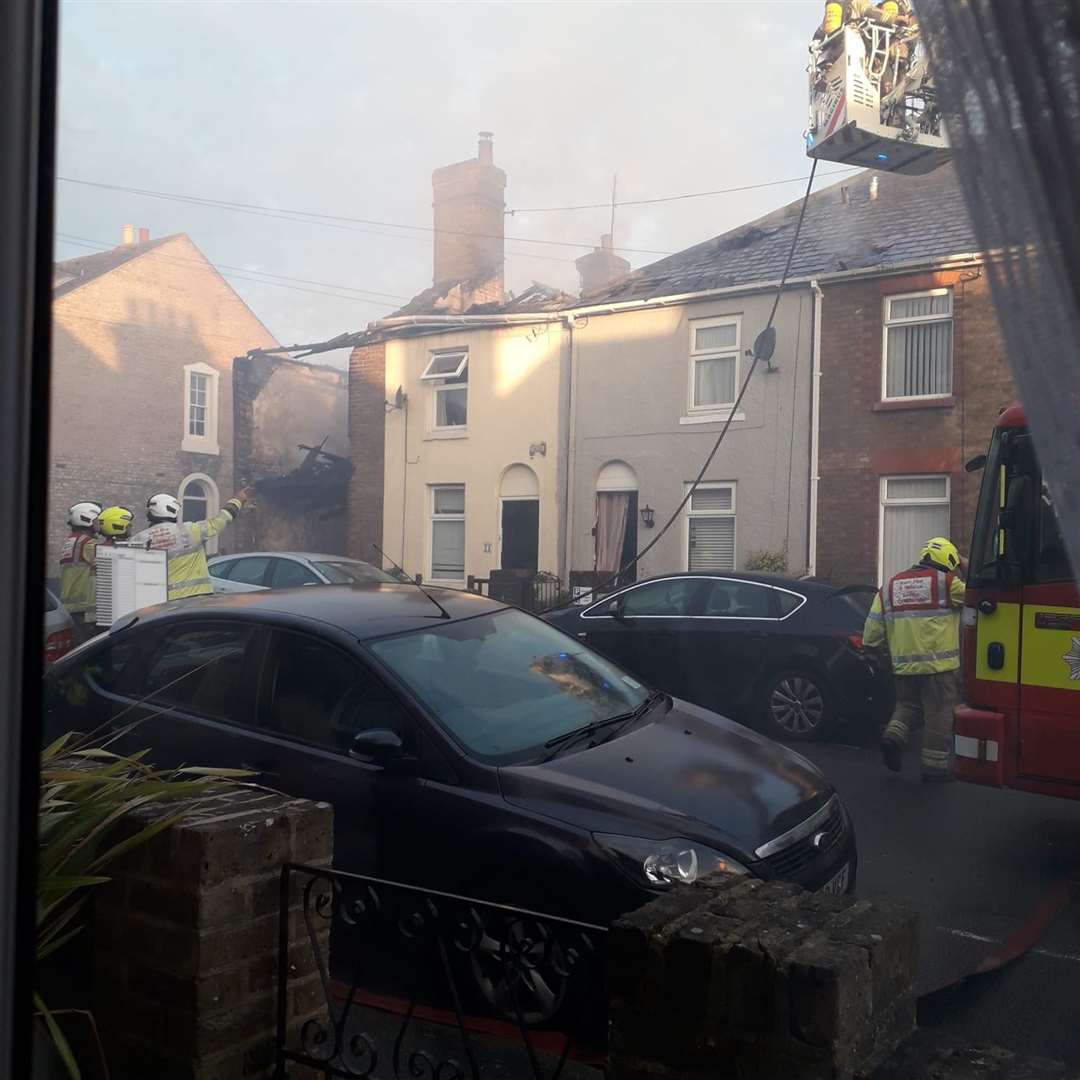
[369,608,648,758]
[313,560,397,585]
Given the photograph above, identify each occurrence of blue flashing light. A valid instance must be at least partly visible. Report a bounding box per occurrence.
[876,153,889,161]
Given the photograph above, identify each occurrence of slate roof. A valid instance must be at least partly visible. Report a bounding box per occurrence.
[580,165,979,305]
[53,235,179,299]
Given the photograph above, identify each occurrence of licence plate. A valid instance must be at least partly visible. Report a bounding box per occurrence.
[822,862,850,896]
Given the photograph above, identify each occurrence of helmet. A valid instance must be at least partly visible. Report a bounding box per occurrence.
[146,493,181,522]
[98,506,134,538]
[921,536,960,572]
[67,501,101,529]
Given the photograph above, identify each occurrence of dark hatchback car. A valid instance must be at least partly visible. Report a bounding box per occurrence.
[43,585,855,924]
[545,573,890,741]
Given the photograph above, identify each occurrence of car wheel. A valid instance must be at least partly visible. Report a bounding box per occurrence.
[761,669,834,741]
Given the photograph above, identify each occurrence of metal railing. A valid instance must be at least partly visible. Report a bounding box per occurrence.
[275,864,608,1080]
[466,572,571,614]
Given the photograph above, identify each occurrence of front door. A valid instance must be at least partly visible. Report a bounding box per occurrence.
[500,498,539,572]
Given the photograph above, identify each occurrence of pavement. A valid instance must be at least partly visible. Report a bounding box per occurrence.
[790,724,1080,1069]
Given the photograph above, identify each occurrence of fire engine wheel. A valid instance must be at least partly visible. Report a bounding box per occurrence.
[760,669,834,741]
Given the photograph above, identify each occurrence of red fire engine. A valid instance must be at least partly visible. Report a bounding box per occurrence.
[953,406,1080,798]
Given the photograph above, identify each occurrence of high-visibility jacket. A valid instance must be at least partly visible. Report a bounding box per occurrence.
[131,497,242,600]
[863,565,965,675]
[58,532,98,620]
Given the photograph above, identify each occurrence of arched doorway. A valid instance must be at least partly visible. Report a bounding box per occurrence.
[498,464,539,572]
[595,461,639,585]
[178,473,220,554]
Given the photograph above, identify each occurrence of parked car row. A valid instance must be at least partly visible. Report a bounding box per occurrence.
[44,581,858,928]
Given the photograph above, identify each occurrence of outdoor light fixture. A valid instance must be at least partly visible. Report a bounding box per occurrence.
[640,504,655,529]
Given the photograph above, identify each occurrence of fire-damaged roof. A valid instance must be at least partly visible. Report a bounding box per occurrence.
[579,165,980,305]
[390,278,575,318]
[52,236,179,299]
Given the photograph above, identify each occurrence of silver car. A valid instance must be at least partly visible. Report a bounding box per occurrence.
[207,551,398,594]
[44,587,76,665]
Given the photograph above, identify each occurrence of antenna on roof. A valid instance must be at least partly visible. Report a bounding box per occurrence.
[372,543,451,619]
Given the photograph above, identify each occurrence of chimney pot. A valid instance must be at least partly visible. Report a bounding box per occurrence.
[138,227,150,243]
[600,233,613,252]
[478,131,494,164]
[121,224,135,245]
[576,233,631,295]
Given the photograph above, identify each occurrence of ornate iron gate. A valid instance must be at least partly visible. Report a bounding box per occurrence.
[275,864,608,1079]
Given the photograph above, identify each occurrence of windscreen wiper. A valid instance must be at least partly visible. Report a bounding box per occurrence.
[538,691,666,763]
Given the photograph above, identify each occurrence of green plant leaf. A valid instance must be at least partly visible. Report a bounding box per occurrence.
[38,875,111,894]
[33,991,81,1080]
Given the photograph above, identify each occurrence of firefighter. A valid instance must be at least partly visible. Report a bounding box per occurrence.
[864,537,966,780]
[97,505,134,543]
[58,501,101,641]
[132,488,250,600]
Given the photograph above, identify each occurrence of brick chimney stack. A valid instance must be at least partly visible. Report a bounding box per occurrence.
[431,132,506,300]
[575,234,631,295]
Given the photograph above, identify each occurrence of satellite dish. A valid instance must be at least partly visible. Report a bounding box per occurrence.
[394,386,407,409]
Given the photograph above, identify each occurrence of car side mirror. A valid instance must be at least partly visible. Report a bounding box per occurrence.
[965,453,988,473]
[349,728,406,764]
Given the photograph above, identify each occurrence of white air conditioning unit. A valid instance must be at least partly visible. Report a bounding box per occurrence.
[95,544,169,626]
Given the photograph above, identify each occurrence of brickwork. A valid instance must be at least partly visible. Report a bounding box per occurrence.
[93,788,333,1079]
[608,874,918,1080]
[48,235,278,572]
[817,266,1016,585]
[347,341,386,563]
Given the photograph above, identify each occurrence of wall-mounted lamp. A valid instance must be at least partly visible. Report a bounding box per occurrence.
[529,441,547,459]
[640,504,656,529]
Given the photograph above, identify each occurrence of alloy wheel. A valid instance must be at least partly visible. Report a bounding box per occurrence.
[769,675,826,736]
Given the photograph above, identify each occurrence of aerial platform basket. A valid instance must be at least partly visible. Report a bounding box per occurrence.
[807,17,950,176]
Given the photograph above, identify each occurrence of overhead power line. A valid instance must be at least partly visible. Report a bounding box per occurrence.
[508,167,859,214]
[57,175,676,257]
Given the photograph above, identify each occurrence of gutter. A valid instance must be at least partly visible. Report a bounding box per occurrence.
[808,280,824,577]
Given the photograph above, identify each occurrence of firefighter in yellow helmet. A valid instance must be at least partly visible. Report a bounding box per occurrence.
[863,537,966,780]
[131,487,250,600]
[58,501,101,642]
[97,505,134,543]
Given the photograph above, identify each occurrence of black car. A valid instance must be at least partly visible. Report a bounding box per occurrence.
[43,584,855,924]
[545,573,890,741]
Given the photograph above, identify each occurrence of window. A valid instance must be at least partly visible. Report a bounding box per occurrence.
[264,631,412,752]
[208,559,236,580]
[226,556,272,586]
[182,362,220,453]
[140,623,258,724]
[312,560,397,584]
[179,473,219,553]
[430,485,466,583]
[701,579,774,618]
[270,558,320,588]
[879,475,951,584]
[42,638,139,740]
[370,608,648,760]
[685,484,736,571]
[620,578,700,617]
[181,480,207,524]
[882,289,953,400]
[689,316,740,412]
[775,590,807,618]
[423,349,468,429]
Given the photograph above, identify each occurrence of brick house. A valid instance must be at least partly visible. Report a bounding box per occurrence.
[810,168,1014,585]
[49,230,279,569]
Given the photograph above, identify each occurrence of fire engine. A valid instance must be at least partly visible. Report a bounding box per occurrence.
[953,406,1080,799]
[806,1,950,174]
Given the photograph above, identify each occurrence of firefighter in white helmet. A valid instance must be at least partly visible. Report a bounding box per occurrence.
[131,487,250,600]
[58,501,101,641]
[863,537,966,780]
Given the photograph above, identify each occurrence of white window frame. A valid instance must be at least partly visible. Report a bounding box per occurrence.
[429,483,466,586]
[182,362,220,455]
[682,481,737,572]
[178,472,220,555]
[877,473,951,584]
[424,349,469,433]
[687,315,741,418]
[881,288,954,402]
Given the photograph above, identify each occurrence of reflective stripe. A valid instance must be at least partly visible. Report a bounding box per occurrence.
[884,608,951,621]
[891,648,960,665]
[936,572,948,608]
[172,575,213,590]
[955,734,999,762]
[866,610,885,622]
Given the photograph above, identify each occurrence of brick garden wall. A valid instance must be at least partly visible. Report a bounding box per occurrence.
[817,266,1016,585]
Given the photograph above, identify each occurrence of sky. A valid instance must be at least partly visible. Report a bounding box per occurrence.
[55,0,852,360]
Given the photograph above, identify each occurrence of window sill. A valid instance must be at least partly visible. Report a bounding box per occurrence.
[679,411,746,426]
[424,428,468,441]
[181,437,220,455]
[872,397,955,413]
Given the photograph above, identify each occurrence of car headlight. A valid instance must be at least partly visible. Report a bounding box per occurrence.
[593,833,749,888]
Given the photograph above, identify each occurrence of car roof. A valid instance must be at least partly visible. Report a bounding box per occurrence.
[206,551,371,564]
[615,571,846,596]
[122,583,509,640]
